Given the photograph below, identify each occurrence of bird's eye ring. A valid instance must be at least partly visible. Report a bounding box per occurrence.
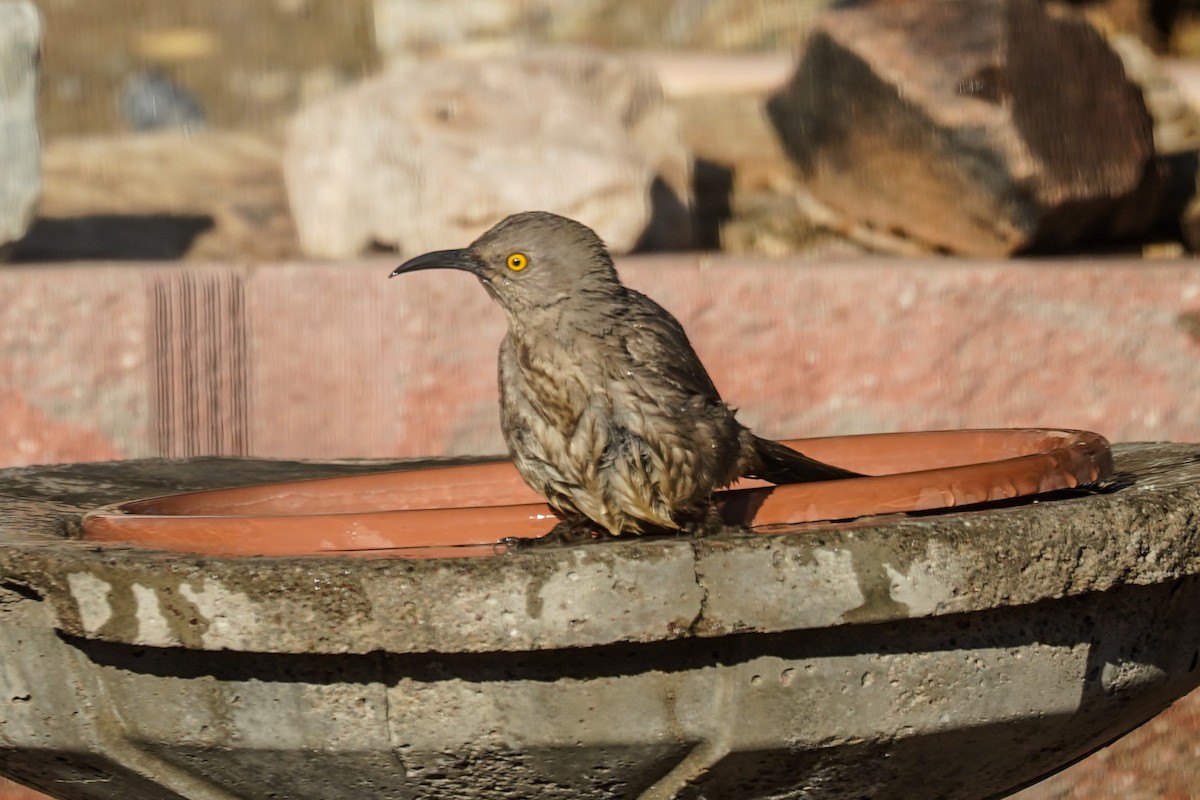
[506,252,528,272]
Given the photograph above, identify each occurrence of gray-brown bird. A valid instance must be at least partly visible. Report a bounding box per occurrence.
[390,211,858,539]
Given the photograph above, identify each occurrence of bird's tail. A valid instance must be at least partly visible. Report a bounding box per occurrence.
[749,435,863,484]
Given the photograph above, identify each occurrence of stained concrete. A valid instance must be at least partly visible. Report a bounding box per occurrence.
[1,444,1199,798]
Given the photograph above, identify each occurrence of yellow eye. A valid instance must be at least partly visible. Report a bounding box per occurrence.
[506,252,528,272]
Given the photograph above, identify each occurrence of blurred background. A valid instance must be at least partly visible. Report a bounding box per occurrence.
[2,0,1199,797]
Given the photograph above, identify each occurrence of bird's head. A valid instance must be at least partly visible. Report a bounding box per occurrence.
[389,211,620,317]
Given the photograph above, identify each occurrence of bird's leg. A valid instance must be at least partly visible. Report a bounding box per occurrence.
[546,514,603,543]
[677,504,730,539]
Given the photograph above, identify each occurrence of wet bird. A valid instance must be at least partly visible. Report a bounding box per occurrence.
[390,211,858,539]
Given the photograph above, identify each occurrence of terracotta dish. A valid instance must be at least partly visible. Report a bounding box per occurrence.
[81,429,1112,558]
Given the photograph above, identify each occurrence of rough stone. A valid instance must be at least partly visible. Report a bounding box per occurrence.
[0,3,40,258]
[283,51,692,258]
[0,446,1198,798]
[767,0,1159,256]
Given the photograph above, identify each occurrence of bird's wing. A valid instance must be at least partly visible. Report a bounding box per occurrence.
[614,289,724,404]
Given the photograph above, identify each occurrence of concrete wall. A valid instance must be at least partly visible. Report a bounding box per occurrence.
[2,255,1198,468]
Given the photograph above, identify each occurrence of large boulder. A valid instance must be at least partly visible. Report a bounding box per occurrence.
[283,51,692,258]
[0,2,40,258]
[767,0,1159,256]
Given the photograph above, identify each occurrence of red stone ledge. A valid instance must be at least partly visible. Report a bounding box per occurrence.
[1,254,1197,468]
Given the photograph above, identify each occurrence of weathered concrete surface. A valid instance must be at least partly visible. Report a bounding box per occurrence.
[3,446,1198,654]
[0,2,40,256]
[0,445,1199,798]
[3,256,1200,469]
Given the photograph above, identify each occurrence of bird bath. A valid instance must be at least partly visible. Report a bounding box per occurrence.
[1,433,1199,800]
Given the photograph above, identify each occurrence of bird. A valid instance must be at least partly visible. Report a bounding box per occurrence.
[390,211,859,540]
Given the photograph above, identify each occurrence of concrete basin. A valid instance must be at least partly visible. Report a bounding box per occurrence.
[2,443,1200,799]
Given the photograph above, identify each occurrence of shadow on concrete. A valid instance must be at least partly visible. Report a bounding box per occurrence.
[62,579,1199,689]
[9,214,215,261]
[55,578,1200,798]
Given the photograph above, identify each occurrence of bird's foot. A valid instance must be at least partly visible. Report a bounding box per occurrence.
[501,516,604,552]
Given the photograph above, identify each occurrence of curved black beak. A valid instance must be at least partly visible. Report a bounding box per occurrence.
[389,248,484,278]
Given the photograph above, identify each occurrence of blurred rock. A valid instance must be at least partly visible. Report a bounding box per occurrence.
[643,53,802,253]
[373,0,831,60]
[722,164,923,258]
[1107,33,1200,250]
[1111,34,1200,156]
[644,51,793,100]
[671,91,787,171]
[0,2,40,258]
[34,3,376,139]
[373,0,524,57]
[275,0,313,16]
[20,131,298,262]
[1167,63,1200,251]
[721,187,870,259]
[767,0,1158,256]
[1052,0,1179,51]
[119,70,207,132]
[545,0,829,51]
[1178,179,1200,251]
[283,51,692,258]
[133,27,218,63]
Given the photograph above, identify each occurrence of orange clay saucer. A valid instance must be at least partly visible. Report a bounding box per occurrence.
[80,429,1113,558]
